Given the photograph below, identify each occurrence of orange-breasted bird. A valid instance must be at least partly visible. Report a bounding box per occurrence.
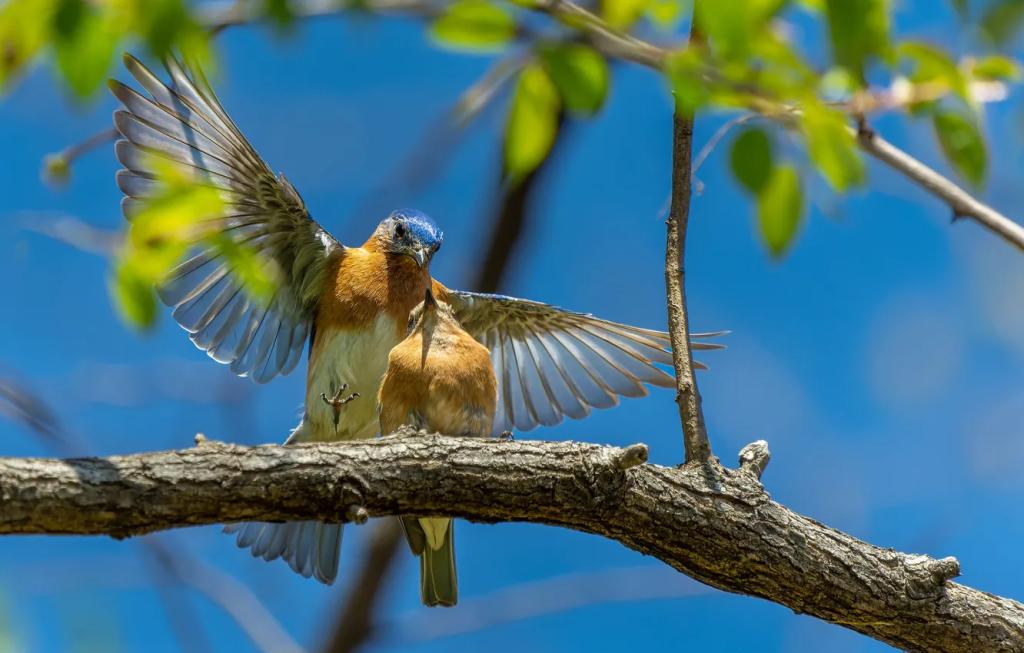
[378,288,497,606]
[109,54,724,585]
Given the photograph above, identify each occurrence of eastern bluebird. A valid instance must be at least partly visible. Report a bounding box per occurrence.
[110,55,724,585]
[378,288,497,606]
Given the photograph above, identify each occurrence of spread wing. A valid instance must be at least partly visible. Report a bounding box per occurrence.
[110,54,341,383]
[438,287,726,434]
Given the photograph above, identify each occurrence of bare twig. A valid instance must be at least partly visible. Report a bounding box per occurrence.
[147,538,306,653]
[320,519,404,653]
[41,128,118,185]
[855,122,1024,251]
[384,566,709,643]
[691,114,759,177]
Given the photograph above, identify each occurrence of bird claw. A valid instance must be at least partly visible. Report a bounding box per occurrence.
[498,430,514,442]
[322,384,360,428]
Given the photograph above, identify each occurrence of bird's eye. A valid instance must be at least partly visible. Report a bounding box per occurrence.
[394,223,407,238]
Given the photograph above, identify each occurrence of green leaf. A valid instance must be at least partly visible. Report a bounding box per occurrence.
[932,108,987,186]
[981,0,1024,46]
[52,1,119,98]
[265,0,295,27]
[504,63,560,183]
[970,55,1022,81]
[757,165,803,257]
[801,104,864,191]
[951,0,968,19]
[664,48,709,114]
[430,0,515,52]
[600,0,649,29]
[646,0,684,29]
[210,235,277,304]
[0,0,59,92]
[824,0,890,82]
[695,0,786,60]
[539,44,609,116]
[111,259,158,329]
[730,126,773,193]
[897,41,968,101]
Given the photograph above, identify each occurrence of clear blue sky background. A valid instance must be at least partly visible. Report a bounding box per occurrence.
[2,1,1024,651]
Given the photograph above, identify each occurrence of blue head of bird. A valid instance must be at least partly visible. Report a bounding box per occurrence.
[374,209,443,268]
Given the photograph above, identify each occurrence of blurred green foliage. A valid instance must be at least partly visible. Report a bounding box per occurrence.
[3,0,1024,322]
[112,156,275,329]
[1,0,210,100]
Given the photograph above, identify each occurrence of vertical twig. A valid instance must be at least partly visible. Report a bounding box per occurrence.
[664,18,711,464]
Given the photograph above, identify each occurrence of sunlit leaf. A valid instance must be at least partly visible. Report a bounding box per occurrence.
[932,108,987,186]
[430,0,515,52]
[970,55,1022,81]
[757,164,803,257]
[897,41,968,101]
[504,62,560,183]
[0,0,58,92]
[601,0,649,29]
[539,43,609,116]
[646,0,684,28]
[111,155,227,328]
[111,259,158,328]
[730,126,773,193]
[210,235,278,303]
[824,0,890,82]
[52,0,119,98]
[695,0,786,59]
[801,103,864,191]
[664,48,710,113]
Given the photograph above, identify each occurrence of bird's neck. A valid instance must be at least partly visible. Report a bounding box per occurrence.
[316,245,431,335]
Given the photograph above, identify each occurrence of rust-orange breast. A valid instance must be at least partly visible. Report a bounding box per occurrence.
[316,242,432,336]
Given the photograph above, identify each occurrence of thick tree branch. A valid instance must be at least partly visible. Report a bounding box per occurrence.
[1,435,1020,652]
[666,103,711,464]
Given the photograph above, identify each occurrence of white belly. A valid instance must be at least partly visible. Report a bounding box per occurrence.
[292,315,401,443]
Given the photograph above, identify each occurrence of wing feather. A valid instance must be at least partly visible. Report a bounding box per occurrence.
[111,53,341,383]
[442,288,725,433]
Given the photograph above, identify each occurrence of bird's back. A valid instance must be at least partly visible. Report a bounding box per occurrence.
[379,325,497,437]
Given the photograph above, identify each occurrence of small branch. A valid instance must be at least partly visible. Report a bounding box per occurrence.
[41,128,118,186]
[320,519,404,653]
[855,123,1024,252]
[146,538,305,653]
[737,440,770,479]
[0,436,1018,653]
[665,104,711,464]
[384,565,709,643]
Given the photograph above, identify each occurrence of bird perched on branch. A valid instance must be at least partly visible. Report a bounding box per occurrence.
[378,288,497,606]
[109,54,724,585]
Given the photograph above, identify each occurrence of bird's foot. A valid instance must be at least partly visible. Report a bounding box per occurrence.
[322,384,360,428]
[497,430,514,442]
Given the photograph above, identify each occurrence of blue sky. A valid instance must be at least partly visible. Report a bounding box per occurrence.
[2,1,1023,651]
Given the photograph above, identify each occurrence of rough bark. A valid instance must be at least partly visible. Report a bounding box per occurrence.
[1,433,1021,652]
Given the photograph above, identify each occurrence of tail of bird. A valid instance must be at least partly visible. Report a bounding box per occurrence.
[419,518,457,607]
[223,521,342,585]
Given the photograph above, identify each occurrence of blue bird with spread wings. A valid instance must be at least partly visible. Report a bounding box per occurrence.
[109,54,724,586]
